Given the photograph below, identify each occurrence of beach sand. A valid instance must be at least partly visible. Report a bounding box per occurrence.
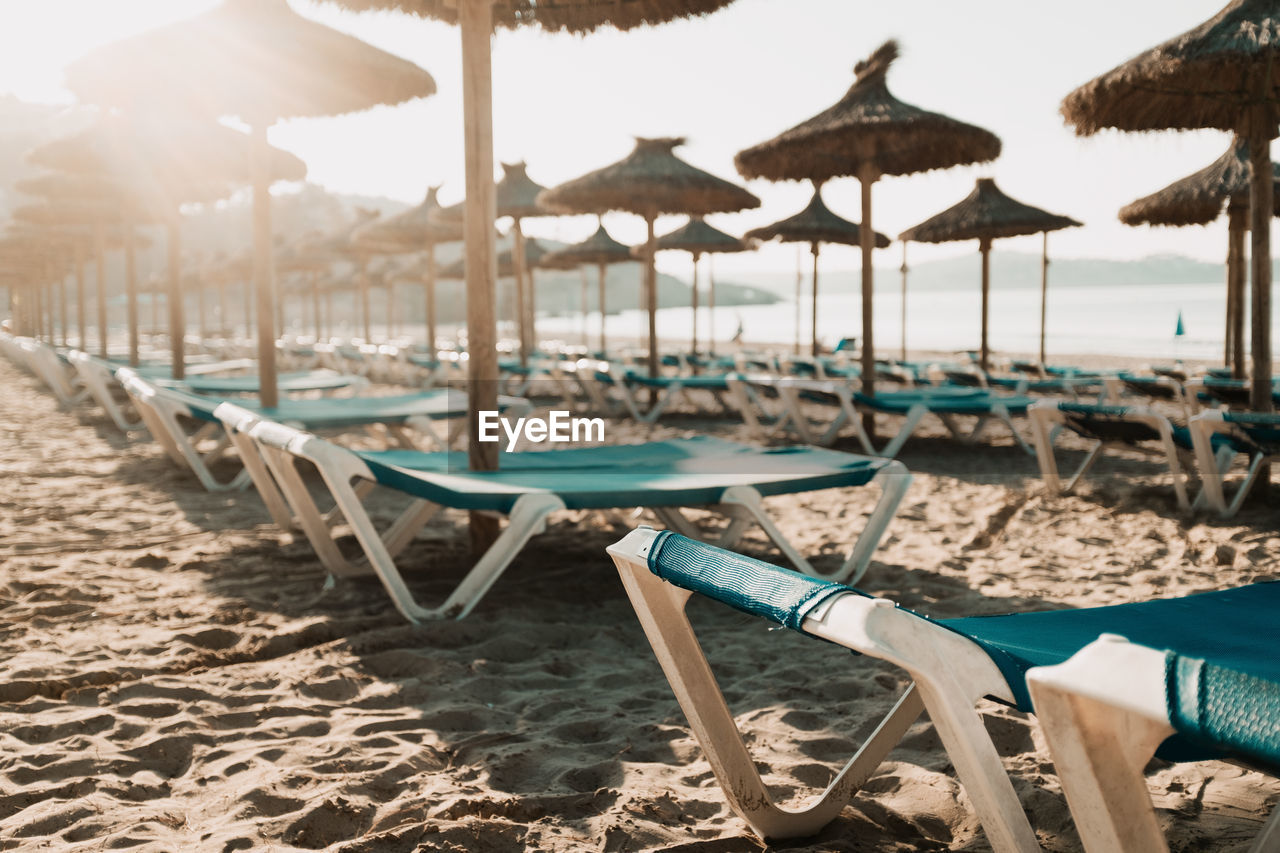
[2,355,1279,851]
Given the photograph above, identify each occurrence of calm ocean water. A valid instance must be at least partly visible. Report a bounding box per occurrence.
[535,280,1250,361]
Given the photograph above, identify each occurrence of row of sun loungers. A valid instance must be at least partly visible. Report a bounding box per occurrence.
[6,330,1278,851]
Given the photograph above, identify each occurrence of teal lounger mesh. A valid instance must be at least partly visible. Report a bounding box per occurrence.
[173,388,466,427]
[1055,403,1204,449]
[354,437,891,514]
[644,531,1280,769]
[854,390,1034,415]
[1220,411,1280,455]
[164,371,359,395]
[622,373,733,391]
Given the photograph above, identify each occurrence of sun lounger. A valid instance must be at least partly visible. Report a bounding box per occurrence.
[1188,409,1280,517]
[608,529,1280,849]
[587,361,736,424]
[1029,401,1205,510]
[1104,373,1199,417]
[1027,622,1280,852]
[155,369,365,396]
[16,339,89,407]
[118,369,521,492]
[226,416,910,622]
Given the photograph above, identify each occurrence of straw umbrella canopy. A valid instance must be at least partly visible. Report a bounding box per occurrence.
[1061,0,1280,411]
[432,163,552,363]
[65,0,436,407]
[539,222,637,354]
[745,185,890,357]
[354,186,463,351]
[1118,137,1280,378]
[736,40,1001,395]
[652,217,749,355]
[28,115,308,377]
[539,136,760,376]
[899,178,1080,370]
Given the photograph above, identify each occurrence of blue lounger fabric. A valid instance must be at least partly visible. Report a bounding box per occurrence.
[620,372,733,391]
[171,387,473,427]
[854,390,1034,416]
[641,532,1280,769]
[165,371,358,395]
[352,437,892,514]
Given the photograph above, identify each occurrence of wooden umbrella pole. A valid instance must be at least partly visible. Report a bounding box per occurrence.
[59,270,69,347]
[94,222,107,358]
[512,219,530,366]
[460,0,500,553]
[386,278,396,339]
[579,265,589,347]
[250,122,279,409]
[311,270,321,339]
[690,252,699,355]
[858,165,878,401]
[900,241,908,362]
[323,290,332,341]
[645,215,658,378]
[1228,204,1247,378]
[1039,231,1049,366]
[358,258,371,342]
[75,243,86,350]
[708,254,716,356]
[794,243,802,355]
[980,237,992,372]
[597,261,607,355]
[1248,116,1273,415]
[242,278,252,337]
[196,271,207,344]
[810,242,821,357]
[168,219,185,380]
[425,242,437,353]
[218,282,227,338]
[125,219,139,367]
[1225,213,1237,370]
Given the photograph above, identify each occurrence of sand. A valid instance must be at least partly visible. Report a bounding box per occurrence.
[2,354,1279,852]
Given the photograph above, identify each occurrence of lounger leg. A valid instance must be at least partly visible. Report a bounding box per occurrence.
[611,556,924,840]
[1062,444,1105,494]
[1030,408,1064,495]
[1227,452,1268,518]
[877,404,928,459]
[1252,802,1280,853]
[257,444,368,577]
[1026,640,1176,853]
[990,403,1034,455]
[224,424,297,529]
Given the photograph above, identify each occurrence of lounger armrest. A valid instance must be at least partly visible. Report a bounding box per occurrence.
[645,530,855,630]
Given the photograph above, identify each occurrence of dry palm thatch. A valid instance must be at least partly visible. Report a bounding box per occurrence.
[540,136,758,374]
[745,189,890,248]
[747,186,889,357]
[354,187,463,253]
[322,0,735,34]
[735,40,1000,399]
[65,0,435,407]
[898,178,1080,243]
[1119,137,1280,376]
[65,0,436,123]
[652,217,751,353]
[1118,138,1280,227]
[1061,0,1280,412]
[540,223,637,353]
[898,177,1081,369]
[539,137,759,218]
[735,41,1001,183]
[27,117,307,210]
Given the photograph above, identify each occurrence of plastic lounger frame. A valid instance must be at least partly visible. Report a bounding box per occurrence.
[231,420,910,624]
[607,528,1040,851]
[1026,636,1280,853]
[1188,410,1280,518]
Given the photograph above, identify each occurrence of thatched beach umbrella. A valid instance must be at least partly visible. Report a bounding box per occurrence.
[29,115,307,377]
[354,186,463,351]
[325,1,736,550]
[434,163,551,362]
[540,136,760,376]
[66,0,435,406]
[1119,137,1280,378]
[737,40,1001,395]
[540,222,637,354]
[652,217,749,354]
[1062,0,1280,412]
[899,177,1080,370]
[746,185,889,357]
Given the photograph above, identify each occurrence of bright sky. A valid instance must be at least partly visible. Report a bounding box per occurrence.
[0,0,1267,278]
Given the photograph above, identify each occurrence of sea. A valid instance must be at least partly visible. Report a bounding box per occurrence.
[532,280,1248,362]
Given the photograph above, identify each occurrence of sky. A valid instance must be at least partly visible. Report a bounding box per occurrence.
[0,0,1268,279]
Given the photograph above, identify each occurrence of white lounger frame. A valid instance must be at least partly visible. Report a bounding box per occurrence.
[1189,410,1280,518]
[588,360,734,425]
[67,351,146,433]
[1029,400,1198,511]
[732,376,1032,457]
[19,339,90,408]
[229,415,911,623]
[1026,636,1280,853]
[607,527,1040,851]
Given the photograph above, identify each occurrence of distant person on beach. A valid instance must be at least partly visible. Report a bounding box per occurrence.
[730,316,745,345]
